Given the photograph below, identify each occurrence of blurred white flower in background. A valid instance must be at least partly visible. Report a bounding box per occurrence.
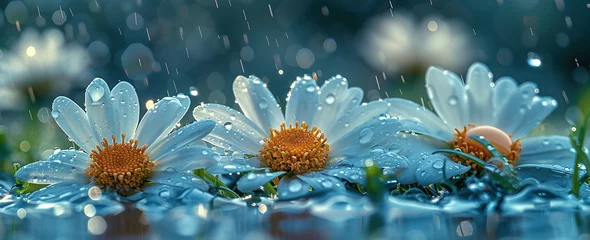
[358,12,476,74]
[0,28,88,99]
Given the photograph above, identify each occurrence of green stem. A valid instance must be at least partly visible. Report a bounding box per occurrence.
[263,182,277,196]
[193,168,239,198]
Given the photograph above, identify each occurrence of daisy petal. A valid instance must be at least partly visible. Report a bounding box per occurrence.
[192,103,266,153]
[330,118,403,156]
[146,120,216,160]
[465,63,494,125]
[298,173,345,192]
[47,149,90,168]
[415,153,470,185]
[313,76,350,131]
[492,77,522,133]
[52,96,99,152]
[135,95,189,147]
[85,78,120,143]
[285,77,319,125]
[511,96,557,138]
[323,166,366,185]
[519,82,539,104]
[111,81,140,139]
[425,66,468,129]
[236,171,286,192]
[233,75,284,133]
[327,101,391,141]
[277,175,312,200]
[15,161,86,184]
[386,98,452,140]
[150,170,209,192]
[384,132,451,157]
[206,162,265,175]
[153,146,220,171]
[341,87,364,113]
[27,181,95,203]
[518,136,576,166]
[202,120,265,154]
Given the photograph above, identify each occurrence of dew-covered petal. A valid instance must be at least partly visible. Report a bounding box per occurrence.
[201,121,265,154]
[386,98,452,141]
[111,81,140,139]
[414,153,470,185]
[383,131,451,157]
[192,103,266,138]
[26,181,96,203]
[298,173,345,192]
[341,87,364,113]
[327,101,392,141]
[277,175,312,200]
[193,103,266,153]
[511,97,557,138]
[323,166,366,185]
[47,149,90,168]
[492,77,522,133]
[518,136,577,166]
[465,63,494,125]
[146,120,216,160]
[327,150,408,170]
[149,170,209,192]
[15,161,86,184]
[330,118,403,156]
[135,95,189,147]
[206,161,265,175]
[153,146,220,171]
[52,96,99,152]
[285,76,319,126]
[233,75,284,133]
[425,66,468,129]
[236,171,285,192]
[85,78,120,144]
[313,76,350,131]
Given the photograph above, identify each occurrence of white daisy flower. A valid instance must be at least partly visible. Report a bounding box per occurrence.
[15,78,218,196]
[384,62,575,185]
[194,75,442,200]
[0,28,87,96]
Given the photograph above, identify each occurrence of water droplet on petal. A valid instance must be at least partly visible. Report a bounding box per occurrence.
[224,122,233,131]
[325,94,336,104]
[359,128,374,144]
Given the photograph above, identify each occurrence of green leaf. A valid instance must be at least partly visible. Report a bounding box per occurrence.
[193,168,240,198]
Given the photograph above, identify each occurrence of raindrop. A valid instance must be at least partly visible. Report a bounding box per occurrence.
[51,110,60,119]
[359,128,374,144]
[258,98,268,109]
[433,160,444,169]
[527,52,542,67]
[189,87,199,96]
[448,96,458,106]
[224,122,233,131]
[325,94,336,104]
[306,85,316,92]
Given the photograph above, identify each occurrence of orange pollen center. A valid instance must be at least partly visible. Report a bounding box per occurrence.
[259,122,330,174]
[451,124,522,170]
[85,134,154,193]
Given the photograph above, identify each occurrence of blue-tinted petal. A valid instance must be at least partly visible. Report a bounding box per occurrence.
[149,170,209,192]
[135,95,190,147]
[111,81,140,139]
[52,96,99,152]
[146,120,216,160]
[236,171,285,192]
[233,75,284,133]
[285,76,319,126]
[15,161,86,184]
[277,175,312,200]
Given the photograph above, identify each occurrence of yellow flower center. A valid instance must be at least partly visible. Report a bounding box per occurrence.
[84,134,154,193]
[259,122,330,174]
[451,124,522,171]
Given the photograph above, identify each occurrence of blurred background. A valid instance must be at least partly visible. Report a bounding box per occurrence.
[0,0,588,173]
